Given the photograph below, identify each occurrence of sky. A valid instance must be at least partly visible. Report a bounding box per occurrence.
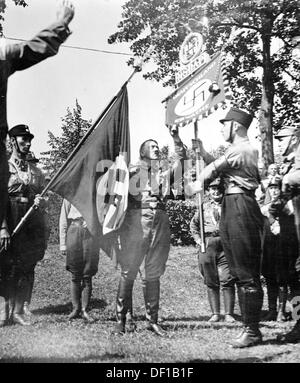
[3,0,262,163]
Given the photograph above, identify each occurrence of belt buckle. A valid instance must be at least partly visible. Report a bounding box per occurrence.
[149,201,158,209]
[20,197,28,203]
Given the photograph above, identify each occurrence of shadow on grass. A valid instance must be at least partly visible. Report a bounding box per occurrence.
[187,350,292,363]
[162,314,243,322]
[32,298,107,316]
[0,352,125,363]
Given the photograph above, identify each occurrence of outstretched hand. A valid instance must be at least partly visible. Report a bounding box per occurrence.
[57,0,75,25]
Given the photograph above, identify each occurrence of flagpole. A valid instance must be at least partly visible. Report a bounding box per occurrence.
[1,66,141,249]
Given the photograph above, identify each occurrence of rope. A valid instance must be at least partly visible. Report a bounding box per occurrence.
[4,37,132,57]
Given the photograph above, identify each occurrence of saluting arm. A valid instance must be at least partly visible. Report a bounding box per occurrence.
[6,1,74,74]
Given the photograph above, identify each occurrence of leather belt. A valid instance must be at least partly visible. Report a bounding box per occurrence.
[70,218,85,226]
[129,201,165,210]
[225,185,255,196]
[10,196,29,203]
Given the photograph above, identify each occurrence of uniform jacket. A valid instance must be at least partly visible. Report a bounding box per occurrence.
[7,153,47,263]
[190,199,222,244]
[199,137,260,192]
[0,21,71,228]
[59,199,87,251]
[127,138,187,208]
[0,21,71,141]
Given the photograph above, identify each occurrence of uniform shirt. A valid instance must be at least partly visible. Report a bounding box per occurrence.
[8,153,45,202]
[190,199,222,243]
[59,199,86,251]
[281,145,300,189]
[194,137,260,193]
[127,138,186,207]
[0,21,71,141]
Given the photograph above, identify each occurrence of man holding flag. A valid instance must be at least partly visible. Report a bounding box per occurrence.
[45,69,186,336]
[112,127,187,336]
[0,0,75,242]
[187,107,264,348]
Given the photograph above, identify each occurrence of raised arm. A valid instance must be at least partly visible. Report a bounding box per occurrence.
[5,1,75,74]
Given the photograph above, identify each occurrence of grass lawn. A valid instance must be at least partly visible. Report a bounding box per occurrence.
[0,244,300,363]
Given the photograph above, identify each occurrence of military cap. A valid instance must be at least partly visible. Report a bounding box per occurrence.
[219,107,253,129]
[268,176,282,188]
[8,124,34,139]
[274,126,299,139]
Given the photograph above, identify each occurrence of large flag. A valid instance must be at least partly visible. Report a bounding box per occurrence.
[49,85,130,254]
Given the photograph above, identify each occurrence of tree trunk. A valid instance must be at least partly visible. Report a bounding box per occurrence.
[259,18,275,176]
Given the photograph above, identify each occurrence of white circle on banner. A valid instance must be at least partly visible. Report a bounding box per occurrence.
[179,33,204,65]
[174,79,212,116]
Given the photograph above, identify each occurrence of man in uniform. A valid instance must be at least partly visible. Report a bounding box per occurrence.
[112,127,186,336]
[187,107,264,348]
[274,126,300,342]
[0,124,48,326]
[260,176,297,322]
[190,178,236,323]
[59,199,100,323]
[0,0,75,235]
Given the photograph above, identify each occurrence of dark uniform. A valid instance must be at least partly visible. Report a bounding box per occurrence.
[0,125,48,326]
[261,176,297,322]
[0,20,72,233]
[190,178,236,322]
[59,199,99,322]
[274,127,300,342]
[188,107,264,347]
[114,135,186,335]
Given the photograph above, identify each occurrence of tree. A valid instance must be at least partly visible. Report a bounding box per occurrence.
[108,0,300,172]
[0,0,27,36]
[39,100,92,244]
[40,100,92,176]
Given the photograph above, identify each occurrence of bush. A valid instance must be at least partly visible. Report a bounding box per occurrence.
[47,192,62,244]
[166,199,197,246]
[47,196,198,246]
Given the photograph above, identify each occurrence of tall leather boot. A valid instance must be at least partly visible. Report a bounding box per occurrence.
[237,286,244,322]
[277,288,300,343]
[207,287,221,322]
[277,286,288,322]
[0,278,11,327]
[0,299,9,327]
[112,276,134,335]
[144,279,166,336]
[12,276,31,326]
[126,291,137,333]
[81,277,94,323]
[231,286,263,348]
[223,286,236,322]
[23,270,35,316]
[263,280,278,321]
[68,278,82,320]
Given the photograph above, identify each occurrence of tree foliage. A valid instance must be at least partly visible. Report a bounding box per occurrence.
[109,0,300,170]
[40,100,92,176]
[40,100,92,244]
[0,0,27,36]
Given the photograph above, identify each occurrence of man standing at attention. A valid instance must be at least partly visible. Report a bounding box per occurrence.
[112,127,187,336]
[187,107,264,348]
